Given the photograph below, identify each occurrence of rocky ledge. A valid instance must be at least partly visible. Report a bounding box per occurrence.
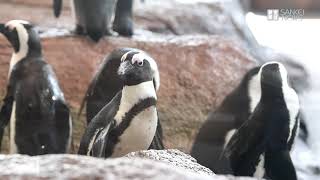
[0,149,258,180]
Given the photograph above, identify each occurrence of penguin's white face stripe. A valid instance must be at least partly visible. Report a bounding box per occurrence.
[118,60,134,76]
[120,51,160,91]
[114,81,157,125]
[120,51,130,62]
[248,73,261,113]
[5,20,30,30]
[6,20,30,77]
[283,85,300,142]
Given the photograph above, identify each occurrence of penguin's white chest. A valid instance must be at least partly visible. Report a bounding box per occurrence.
[112,106,158,157]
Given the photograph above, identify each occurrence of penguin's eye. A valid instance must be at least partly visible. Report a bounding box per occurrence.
[137,61,144,66]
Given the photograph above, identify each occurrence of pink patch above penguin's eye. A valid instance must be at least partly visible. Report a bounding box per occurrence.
[131,54,144,66]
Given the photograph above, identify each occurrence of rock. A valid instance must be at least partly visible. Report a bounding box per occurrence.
[135,0,310,93]
[126,149,214,176]
[0,152,259,180]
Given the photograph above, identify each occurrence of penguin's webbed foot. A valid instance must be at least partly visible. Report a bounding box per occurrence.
[105,29,118,36]
[113,17,133,37]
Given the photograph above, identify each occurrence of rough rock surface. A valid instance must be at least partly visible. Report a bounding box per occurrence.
[126,149,214,176]
[0,150,258,180]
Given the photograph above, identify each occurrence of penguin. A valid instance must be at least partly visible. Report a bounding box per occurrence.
[223,62,299,180]
[191,66,260,174]
[53,0,133,41]
[0,20,72,155]
[79,48,164,150]
[191,65,308,174]
[78,50,161,157]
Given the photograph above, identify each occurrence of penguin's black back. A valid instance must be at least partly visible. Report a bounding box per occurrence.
[191,67,260,174]
[10,57,70,155]
[225,87,298,179]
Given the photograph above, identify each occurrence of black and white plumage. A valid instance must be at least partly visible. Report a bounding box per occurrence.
[191,67,260,174]
[0,20,72,155]
[78,49,162,157]
[79,48,164,150]
[53,0,133,41]
[191,64,308,174]
[224,62,299,180]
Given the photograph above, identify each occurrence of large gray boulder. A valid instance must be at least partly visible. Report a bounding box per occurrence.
[0,150,259,180]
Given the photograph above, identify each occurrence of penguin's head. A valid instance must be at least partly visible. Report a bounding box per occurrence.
[118,50,160,90]
[259,62,289,97]
[0,20,41,58]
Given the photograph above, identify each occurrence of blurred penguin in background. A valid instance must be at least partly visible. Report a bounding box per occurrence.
[53,0,134,41]
[0,20,72,155]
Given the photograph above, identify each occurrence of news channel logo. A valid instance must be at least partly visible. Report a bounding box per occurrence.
[267,9,304,21]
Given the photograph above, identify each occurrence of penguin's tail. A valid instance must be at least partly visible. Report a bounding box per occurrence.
[53,0,63,18]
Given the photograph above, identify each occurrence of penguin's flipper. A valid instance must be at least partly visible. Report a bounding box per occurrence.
[0,95,14,149]
[0,74,16,149]
[223,108,265,162]
[54,100,71,153]
[78,92,121,156]
[91,125,111,157]
[53,0,63,18]
[148,120,164,150]
[265,150,297,180]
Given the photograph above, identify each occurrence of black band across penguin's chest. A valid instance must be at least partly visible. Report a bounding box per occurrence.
[105,97,157,157]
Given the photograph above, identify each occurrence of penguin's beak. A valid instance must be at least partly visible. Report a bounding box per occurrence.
[118,61,134,76]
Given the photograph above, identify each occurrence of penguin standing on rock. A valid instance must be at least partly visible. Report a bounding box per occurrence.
[79,48,164,150]
[191,64,308,174]
[0,20,72,155]
[53,0,134,41]
[224,62,299,180]
[191,67,260,174]
[78,50,162,157]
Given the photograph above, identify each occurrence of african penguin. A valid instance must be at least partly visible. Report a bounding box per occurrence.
[0,20,72,155]
[78,50,161,157]
[224,62,299,180]
[79,48,164,150]
[191,66,260,174]
[53,0,133,41]
[191,64,308,174]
